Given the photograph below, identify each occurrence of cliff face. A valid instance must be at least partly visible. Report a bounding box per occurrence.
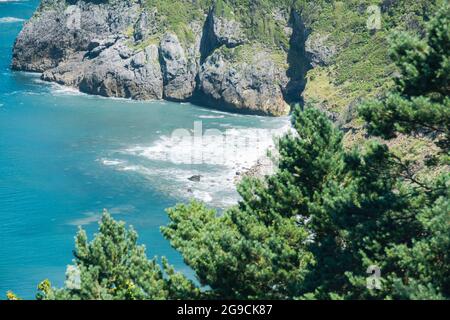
[12,0,317,116]
[14,0,431,118]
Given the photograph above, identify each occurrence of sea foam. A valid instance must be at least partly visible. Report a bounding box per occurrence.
[101,118,292,208]
[0,17,25,23]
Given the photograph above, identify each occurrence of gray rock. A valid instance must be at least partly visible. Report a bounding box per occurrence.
[12,1,312,116]
[160,33,197,101]
[188,175,202,182]
[133,9,158,42]
[43,40,163,100]
[12,0,140,71]
[305,33,337,67]
[200,9,246,62]
[198,46,290,116]
[212,16,246,48]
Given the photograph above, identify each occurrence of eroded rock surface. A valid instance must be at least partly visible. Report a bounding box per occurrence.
[12,0,314,116]
[198,46,290,116]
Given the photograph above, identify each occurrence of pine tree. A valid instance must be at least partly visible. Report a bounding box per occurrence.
[36,212,199,300]
[359,3,449,156]
[357,3,450,299]
[163,106,344,299]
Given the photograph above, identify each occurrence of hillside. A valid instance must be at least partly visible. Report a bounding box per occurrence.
[12,0,440,116]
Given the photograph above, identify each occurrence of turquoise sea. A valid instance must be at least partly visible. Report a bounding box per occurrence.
[0,0,289,298]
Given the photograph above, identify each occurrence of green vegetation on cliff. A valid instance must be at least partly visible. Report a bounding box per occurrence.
[300,0,444,117]
[24,0,445,117]
[141,0,444,117]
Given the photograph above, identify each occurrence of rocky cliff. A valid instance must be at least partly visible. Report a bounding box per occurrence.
[13,0,323,116]
[13,0,432,120]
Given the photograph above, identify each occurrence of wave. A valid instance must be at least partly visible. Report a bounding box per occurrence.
[30,77,150,102]
[99,159,126,167]
[195,107,246,118]
[198,115,225,119]
[49,84,158,104]
[123,123,290,167]
[0,17,25,23]
[51,84,86,97]
[100,118,291,208]
[99,158,239,207]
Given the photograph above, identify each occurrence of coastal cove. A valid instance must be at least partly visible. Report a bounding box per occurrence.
[0,0,289,299]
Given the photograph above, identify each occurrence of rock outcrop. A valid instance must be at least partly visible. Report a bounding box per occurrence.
[12,0,140,71]
[197,46,290,116]
[305,33,337,67]
[160,33,197,101]
[42,39,164,100]
[12,0,317,116]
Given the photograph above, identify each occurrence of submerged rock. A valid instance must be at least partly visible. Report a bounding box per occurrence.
[188,175,202,182]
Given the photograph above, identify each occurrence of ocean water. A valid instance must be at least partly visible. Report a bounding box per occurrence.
[0,0,289,298]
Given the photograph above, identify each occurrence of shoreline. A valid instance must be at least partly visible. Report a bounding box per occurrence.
[15,70,293,118]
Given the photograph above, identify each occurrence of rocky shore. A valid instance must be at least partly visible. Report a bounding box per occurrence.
[11,0,334,116]
[233,151,278,185]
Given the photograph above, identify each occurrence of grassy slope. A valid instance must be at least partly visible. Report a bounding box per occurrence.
[303,0,441,112]
[298,0,442,165]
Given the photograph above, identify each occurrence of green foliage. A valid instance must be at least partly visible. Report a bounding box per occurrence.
[304,0,441,115]
[162,4,449,300]
[144,0,207,45]
[385,180,449,299]
[360,3,450,158]
[163,104,448,300]
[354,5,450,299]
[35,212,199,300]
[6,291,22,300]
[163,199,313,299]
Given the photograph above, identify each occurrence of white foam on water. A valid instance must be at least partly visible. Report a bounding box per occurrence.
[0,17,25,23]
[198,115,225,119]
[106,160,237,206]
[100,117,292,208]
[98,158,126,167]
[48,82,86,97]
[196,107,246,118]
[53,87,83,96]
[192,190,213,203]
[63,89,160,104]
[39,79,148,103]
[123,123,291,168]
[68,213,100,227]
